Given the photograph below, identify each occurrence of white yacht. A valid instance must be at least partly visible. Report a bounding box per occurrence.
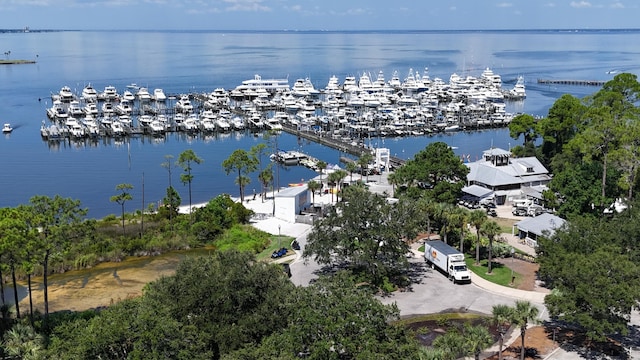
[101,102,115,116]
[68,100,85,118]
[2,123,13,133]
[149,119,166,135]
[83,102,98,116]
[115,100,133,115]
[110,121,126,137]
[58,86,74,102]
[153,88,167,102]
[101,85,119,101]
[234,74,290,95]
[510,76,526,99]
[137,87,152,102]
[81,84,98,102]
[175,95,194,113]
[47,100,68,121]
[122,90,136,102]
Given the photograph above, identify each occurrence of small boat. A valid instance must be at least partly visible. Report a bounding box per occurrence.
[2,123,13,133]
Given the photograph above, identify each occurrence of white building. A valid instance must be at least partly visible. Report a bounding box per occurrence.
[464,148,551,205]
[274,185,311,223]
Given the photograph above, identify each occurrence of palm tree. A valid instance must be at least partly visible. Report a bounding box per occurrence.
[327,171,339,203]
[433,203,455,245]
[463,324,494,360]
[509,300,541,360]
[357,153,374,182]
[110,183,133,236]
[469,209,487,265]
[316,160,327,187]
[223,149,258,203]
[345,161,358,182]
[307,179,321,204]
[2,323,43,359]
[451,206,469,253]
[481,220,501,274]
[333,169,348,202]
[258,165,273,202]
[492,304,513,360]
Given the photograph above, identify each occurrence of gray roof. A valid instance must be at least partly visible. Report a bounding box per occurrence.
[483,148,512,157]
[466,155,550,187]
[462,184,494,198]
[515,213,566,237]
[275,184,308,197]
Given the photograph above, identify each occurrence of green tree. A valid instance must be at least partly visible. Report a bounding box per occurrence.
[250,143,269,200]
[480,220,501,274]
[469,209,487,265]
[222,149,258,203]
[257,164,273,202]
[393,142,469,203]
[161,154,177,231]
[316,160,327,187]
[432,329,465,360]
[110,183,133,235]
[160,185,181,220]
[29,195,87,321]
[357,152,374,183]
[304,187,416,287]
[462,323,493,360]
[0,207,33,319]
[508,113,538,153]
[345,160,358,183]
[538,214,640,341]
[230,273,421,359]
[307,179,321,204]
[536,94,586,163]
[491,304,513,360]
[508,300,540,360]
[177,149,203,220]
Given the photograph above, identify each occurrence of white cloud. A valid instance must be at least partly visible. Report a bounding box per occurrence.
[610,2,625,8]
[496,2,513,7]
[570,1,592,8]
[449,6,457,11]
[544,2,556,7]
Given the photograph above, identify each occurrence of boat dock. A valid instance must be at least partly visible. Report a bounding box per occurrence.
[281,123,406,169]
[537,79,606,86]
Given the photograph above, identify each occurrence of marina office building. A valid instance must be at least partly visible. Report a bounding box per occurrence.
[463,148,551,206]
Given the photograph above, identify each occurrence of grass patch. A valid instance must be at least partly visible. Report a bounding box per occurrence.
[494,216,517,234]
[256,234,295,261]
[465,255,522,287]
[393,312,487,326]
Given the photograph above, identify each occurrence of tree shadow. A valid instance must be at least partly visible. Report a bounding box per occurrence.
[545,320,633,359]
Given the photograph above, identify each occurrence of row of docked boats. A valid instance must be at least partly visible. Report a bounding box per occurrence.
[42,67,524,142]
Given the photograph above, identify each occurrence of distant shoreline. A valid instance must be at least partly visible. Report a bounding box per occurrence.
[0,60,36,65]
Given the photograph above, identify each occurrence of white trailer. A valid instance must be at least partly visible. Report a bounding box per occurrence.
[423,240,471,284]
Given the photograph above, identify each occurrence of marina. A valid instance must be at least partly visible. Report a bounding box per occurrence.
[41,67,525,157]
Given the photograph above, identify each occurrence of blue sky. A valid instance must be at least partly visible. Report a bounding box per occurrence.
[1,0,637,31]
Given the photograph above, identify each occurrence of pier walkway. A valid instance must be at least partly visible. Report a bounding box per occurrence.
[537,79,605,86]
[280,124,406,168]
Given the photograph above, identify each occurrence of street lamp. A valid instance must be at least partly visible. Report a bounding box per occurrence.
[510,247,515,285]
[278,224,282,249]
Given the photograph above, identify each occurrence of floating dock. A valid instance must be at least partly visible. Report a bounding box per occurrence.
[537,79,606,86]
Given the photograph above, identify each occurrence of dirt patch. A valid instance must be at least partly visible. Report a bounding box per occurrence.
[492,257,542,292]
[486,326,558,359]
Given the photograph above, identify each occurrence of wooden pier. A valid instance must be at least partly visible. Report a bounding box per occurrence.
[281,124,406,169]
[537,79,606,86]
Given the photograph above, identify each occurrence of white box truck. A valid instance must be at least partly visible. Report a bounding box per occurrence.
[424,240,471,284]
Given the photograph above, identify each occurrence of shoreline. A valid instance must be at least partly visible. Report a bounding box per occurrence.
[0,59,36,65]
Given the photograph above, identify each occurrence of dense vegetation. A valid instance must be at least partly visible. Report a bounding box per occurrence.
[507,73,640,342]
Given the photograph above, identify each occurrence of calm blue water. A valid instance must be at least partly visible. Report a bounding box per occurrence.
[1,30,638,218]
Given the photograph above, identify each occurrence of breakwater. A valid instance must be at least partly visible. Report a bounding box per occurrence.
[537,79,606,86]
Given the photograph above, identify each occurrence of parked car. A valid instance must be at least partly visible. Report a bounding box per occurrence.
[271,247,288,258]
[487,209,497,217]
[512,207,527,216]
[291,240,300,250]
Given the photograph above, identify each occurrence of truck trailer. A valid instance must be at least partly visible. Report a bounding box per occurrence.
[423,240,471,284]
